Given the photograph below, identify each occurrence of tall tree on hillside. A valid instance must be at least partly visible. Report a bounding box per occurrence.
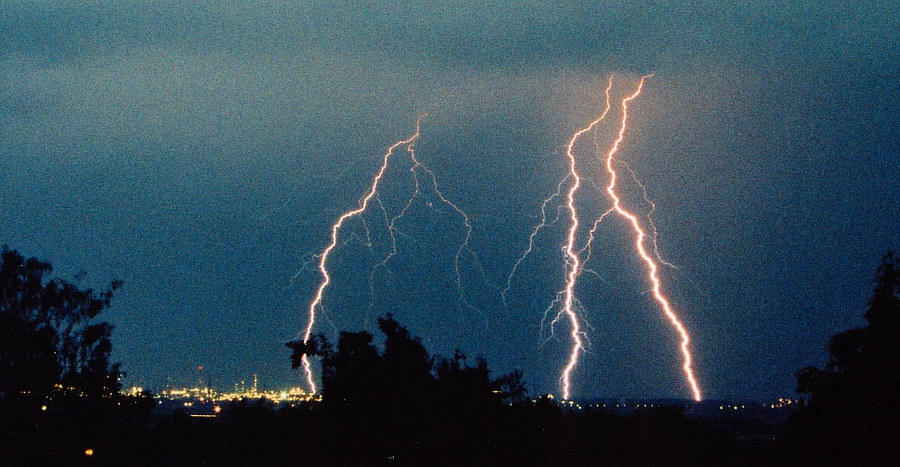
[796,251,900,405]
[0,246,122,398]
[793,251,900,461]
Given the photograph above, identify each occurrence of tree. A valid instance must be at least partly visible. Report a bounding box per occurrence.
[796,252,900,405]
[321,330,381,408]
[287,314,433,409]
[433,350,495,409]
[0,246,122,399]
[378,314,433,405]
[287,314,528,410]
[494,369,528,405]
[793,251,900,461]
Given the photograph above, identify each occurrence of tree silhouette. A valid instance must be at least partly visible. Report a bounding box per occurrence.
[378,314,433,406]
[0,246,122,399]
[494,368,528,405]
[322,330,382,408]
[796,252,900,403]
[793,251,900,462]
[287,315,537,463]
[287,314,528,411]
[287,314,435,410]
[433,350,496,409]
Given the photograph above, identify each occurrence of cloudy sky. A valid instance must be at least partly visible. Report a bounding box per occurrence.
[2,1,898,400]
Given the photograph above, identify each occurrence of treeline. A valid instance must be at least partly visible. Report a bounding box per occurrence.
[2,247,899,465]
[0,245,151,464]
[281,315,740,464]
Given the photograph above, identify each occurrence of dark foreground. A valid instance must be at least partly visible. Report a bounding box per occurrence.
[4,394,895,466]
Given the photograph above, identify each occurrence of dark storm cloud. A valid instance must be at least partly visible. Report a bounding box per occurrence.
[2,1,898,399]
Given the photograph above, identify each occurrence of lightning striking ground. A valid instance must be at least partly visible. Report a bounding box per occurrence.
[298,77,701,400]
[598,75,702,401]
[558,77,614,400]
[505,75,702,401]
[298,116,488,394]
[298,121,423,394]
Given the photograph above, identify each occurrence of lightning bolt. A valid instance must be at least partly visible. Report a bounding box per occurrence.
[298,115,489,393]
[558,76,615,401]
[616,159,676,269]
[598,74,702,401]
[408,147,488,318]
[514,74,702,401]
[501,174,569,311]
[297,77,703,402]
[370,135,488,319]
[366,146,422,314]
[298,118,425,394]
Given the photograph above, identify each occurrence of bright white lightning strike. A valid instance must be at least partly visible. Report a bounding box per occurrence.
[298,116,487,394]
[558,77,614,401]
[298,118,425,394]
[508,75,703,402]
[598,75,702,401]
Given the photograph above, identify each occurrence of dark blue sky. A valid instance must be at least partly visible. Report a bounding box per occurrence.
[2,1,898,400]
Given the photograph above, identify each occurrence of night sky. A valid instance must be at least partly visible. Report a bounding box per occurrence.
[2,1,898,401]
